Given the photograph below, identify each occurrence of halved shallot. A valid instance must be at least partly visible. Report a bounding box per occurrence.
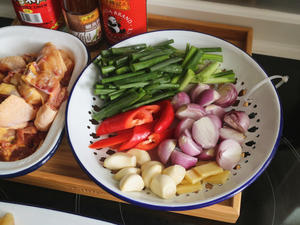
[205,104,225,118]
[216,139,242,170]
[157,139,177,164]
[196,89,220,107]
[171,149,198,169]
[176,103,206,120]
[192,116,219,149]
[190,83,210,102]
[171,92,191,110]
[198,148,216,161]
[223,110,250,133]
[215,83,238,107]
[207,114,222,130]
[174,118,195,138]
[219,127,246,144]
[178,129,202,156]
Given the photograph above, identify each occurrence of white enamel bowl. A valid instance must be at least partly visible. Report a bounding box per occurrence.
[0,26,88,178]
[66,30,282,210]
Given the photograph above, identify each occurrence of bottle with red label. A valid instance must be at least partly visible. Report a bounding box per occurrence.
[61,0,102,49]
[11,0,61,30]
[100,0,147,45]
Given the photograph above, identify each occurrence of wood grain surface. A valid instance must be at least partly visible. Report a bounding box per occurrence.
[9,14,252,223]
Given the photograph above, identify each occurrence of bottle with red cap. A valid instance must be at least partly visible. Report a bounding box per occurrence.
[11,0,61,30]
[100,0,147,45]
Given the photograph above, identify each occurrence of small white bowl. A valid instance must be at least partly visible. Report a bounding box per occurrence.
[0,26,88,178]
[66,30,282,210]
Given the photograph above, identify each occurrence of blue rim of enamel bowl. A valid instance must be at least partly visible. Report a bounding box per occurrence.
[66,29,283,211]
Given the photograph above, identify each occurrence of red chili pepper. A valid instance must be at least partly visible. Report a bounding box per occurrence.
[135,128,173,151]
[153,100,174,133]
[96,105,160,136]
[118,122,154,151]
[89,131,133,149]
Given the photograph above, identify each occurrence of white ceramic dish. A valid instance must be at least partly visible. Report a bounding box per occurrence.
[66,30,282,210]
[0,25,88,178]
[0,201,114,225]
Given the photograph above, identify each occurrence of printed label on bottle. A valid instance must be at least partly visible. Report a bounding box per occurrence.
[101,0,147,44]
[12,0,61,29]
[63,8,102,47]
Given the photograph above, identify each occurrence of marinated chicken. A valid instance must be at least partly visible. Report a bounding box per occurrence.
[0,42,74,161]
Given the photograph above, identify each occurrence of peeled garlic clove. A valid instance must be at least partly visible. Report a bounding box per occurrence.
[142,164,163,188]
[127,148,151,166]
[141,160,164,173]
[104,152,136,170]
[119,173,144,192]
[150,174,176,199]
[162,165,186,185]
[114,167,141,181]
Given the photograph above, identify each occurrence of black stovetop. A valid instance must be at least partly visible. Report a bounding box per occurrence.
[0,17,300,225]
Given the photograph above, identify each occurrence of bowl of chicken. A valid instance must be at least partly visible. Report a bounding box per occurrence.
[0,25,88,177]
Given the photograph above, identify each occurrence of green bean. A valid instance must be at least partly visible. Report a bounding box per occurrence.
[101,65,116,75]
[158,64,183,74]
[171,75,181,84]
[178,69,195,91]
[149,57,183,72]
[101,71,145,84]
[101,49,112,57]
[212,70,234,77]
[145,83,179,92]
[185,49,204,71]
[111,44,147,55]
[153,39,174,47]
[119,82,149,89]
[199,47,222,52]
[182,46,197,68]
[202,53,223,62]
[130,55,170,72]
[114,72,162,85]
[202,76,236,84]
[194,61,220,82]
[92,90,145,121]
[139,49,174,61]
[130,48,154,61]
[115,55,129,66]
[115,66,131,75]
[123,91,177,111]
[94,88,116,95]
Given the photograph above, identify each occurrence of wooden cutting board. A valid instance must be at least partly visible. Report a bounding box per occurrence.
[9,14,252,223]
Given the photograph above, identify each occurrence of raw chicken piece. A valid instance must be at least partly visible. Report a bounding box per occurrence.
[59,49,74,86]
[0,56,26,72]
[22,42,67,94]
[18,82,48,105]
[47,85,67,110]
[0,95,35,128]
[34,103,57,131]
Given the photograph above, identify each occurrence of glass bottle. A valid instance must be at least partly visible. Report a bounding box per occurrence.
[62,0,102,49]
[11,0,61,30]
[100,0,147,45]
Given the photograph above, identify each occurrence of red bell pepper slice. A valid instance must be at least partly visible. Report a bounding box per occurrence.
[135,128,173,151]
[96,105,160,136]
[118,122,154,151]
[153,100,174,133]
[89,131,133,149]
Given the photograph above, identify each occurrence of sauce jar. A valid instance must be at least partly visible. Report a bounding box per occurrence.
[62,0,102,49]
[100,0,147,45]
[11,0,61,30]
